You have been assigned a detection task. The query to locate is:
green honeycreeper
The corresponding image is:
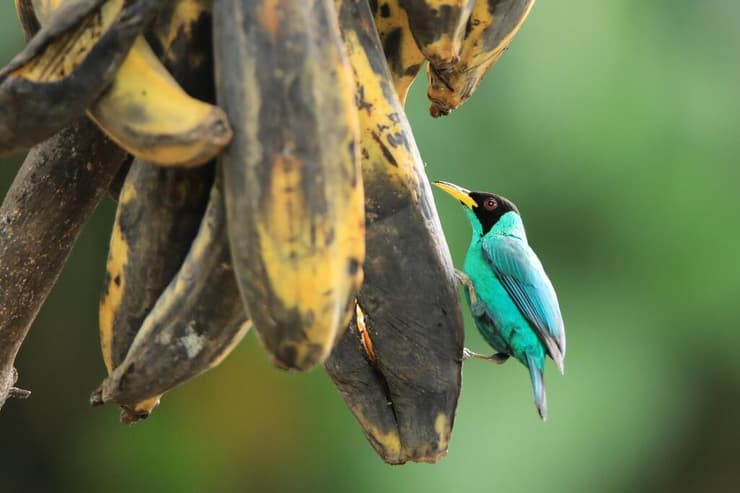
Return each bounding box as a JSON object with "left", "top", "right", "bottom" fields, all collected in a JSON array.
[{"left": 434, "top": 181, "right": 566, "bottom": 420}]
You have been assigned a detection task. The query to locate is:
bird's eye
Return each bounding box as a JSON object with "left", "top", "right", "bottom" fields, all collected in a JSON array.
[{"left": 484, "top": 197, "right": 497, "bottom": 210}]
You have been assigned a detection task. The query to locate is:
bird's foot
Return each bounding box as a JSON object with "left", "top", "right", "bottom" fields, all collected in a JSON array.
[
  {"left": 454, "top": 269, "right": 479, "bottom": 305},
  {"left": 462, "top": 348, "right": 510, "bottom": 364}
]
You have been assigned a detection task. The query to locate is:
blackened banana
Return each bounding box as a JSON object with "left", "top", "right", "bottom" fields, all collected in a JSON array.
[
  {"left": 98, "top": 161, "right": 213, "bottom": 421},
  {"left": 326, "top": 0, "right": 464, "bottom": 465},
  {"left": 93, "top": 172, "right": 250, "bottom": 418},
  {"left": 214, "top": 0, "right": 364, "bottom": 371}
]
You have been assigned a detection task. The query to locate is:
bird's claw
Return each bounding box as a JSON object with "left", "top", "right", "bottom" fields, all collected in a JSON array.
[
  {"left": 462, "top": 348, "right": 510, "bottom": 364},
  {"left": 454, "top": 269, "right": 480, "bottom": 305}
]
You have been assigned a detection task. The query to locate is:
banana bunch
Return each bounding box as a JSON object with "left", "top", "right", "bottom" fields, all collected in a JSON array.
[{"left": 0, "top": 0, "right": 538, "bottom": 465}]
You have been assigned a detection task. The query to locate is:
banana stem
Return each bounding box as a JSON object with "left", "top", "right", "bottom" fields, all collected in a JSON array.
[{"left": 0, "top": 118, "right": 128, "bottom": 411}]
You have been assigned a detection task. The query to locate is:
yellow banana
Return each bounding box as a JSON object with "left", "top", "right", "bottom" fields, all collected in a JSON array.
[
  {"left": 427, "top": 0, "right": 536, "bottom": 116},
  {"left": 33, "top": 0, "right": 232, "bottom": 167},
  {"left": 93, "top": 171, "right": 251, "bottom": 421},
  {"left": 326, "top": 0, "right": 464, "bottom": 465},
  {"left": 370, "top": 0, "right": 425, "bottom": 106},
  {"left": 0, "top": 0, "right": 158, "bottom": 156},
  {"left": 398, "top": 0, "right": 476, "bottom": 68},
  {"left": 214, "top": 0, "right": 365, "bottom": 371}
]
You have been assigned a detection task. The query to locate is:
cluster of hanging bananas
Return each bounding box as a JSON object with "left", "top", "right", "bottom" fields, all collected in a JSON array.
[{"left": 0, "top": 0, "right": 534, "bottom": 464}]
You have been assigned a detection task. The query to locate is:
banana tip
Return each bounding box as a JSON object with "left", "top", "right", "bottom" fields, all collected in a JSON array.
[
  {"left": 89, "top": 388, "right": 104, "bottom": 407},
  {"left": 119, "top": 406, "right": 150, "bottom": 425}
]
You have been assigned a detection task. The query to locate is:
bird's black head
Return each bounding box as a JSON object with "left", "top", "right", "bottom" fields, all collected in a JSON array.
[{"left": 433, "top": 181, "right": 519, "bottom": 236}]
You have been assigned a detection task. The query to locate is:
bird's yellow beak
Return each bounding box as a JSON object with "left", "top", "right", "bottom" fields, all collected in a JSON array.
[{"left": 433, "top": 181, "right": 476, "bottom": 210}]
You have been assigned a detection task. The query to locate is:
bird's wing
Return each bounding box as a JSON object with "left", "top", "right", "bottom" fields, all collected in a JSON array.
[{"left": 481, "top": 234, "right": 566, "bottom": 372}]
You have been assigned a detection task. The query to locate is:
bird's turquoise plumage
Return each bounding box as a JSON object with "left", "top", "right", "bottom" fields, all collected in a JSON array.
[
  {"left": 433, "top": 181, "right": 565, "bottom": 418},
  {"left": 460, "top": 205, "right": 565, "bottom": 420}
]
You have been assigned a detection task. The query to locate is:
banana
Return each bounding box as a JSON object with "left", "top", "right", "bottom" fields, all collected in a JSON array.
[
  {"left": 92, "top": 171, "right": 251, "bottom": 421},
  {"left": 0, "top": 0, "right": 159, "bottom": 156},
  {"left": 326, "top": 0, "right": 464, "bottom": 465},
  {"left": 0, "top": 117, "right": 128, "bottom": 412},
  {"left": 214, "top": 0, "right": 365, "bottom": 371},
  {"left": 398, "top": 0, "right": 476, "bottom": 69},
  {"left": 370, "top": 0, "right": 425, "bottom": 106},
  {"left": 97, "top": 0, "right": 221, "bottom": 423},
  {"left": 32, "top": 0, "right": 232, "bottom": 167},
  {"left": 426, "top": 0, "right": 536, "bottom": 116},
  {"left": 98, "top": 160, "right": 213, "bottom": 422}
]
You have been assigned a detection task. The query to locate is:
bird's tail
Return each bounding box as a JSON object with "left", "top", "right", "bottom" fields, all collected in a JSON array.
[{"left": 526, "top": 354, "right": 548, "bottom": 421}]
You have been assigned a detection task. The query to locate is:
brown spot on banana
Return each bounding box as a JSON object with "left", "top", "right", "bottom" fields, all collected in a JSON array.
[{"left": 214, "top": 0, "right": 364, "bottom": 371}]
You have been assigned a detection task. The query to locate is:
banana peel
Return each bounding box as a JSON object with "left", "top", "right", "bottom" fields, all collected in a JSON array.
[
  {"left": 214, "top": 0, "right": 365, "bottom": 371},
  {"left": 370, "top": 0, "right": 425, "bottom": 106},
  {"left": 0, "top": 0, "right": 161, "bottom": 156},
  {"left": 326, "top": 0, "right": 464, "bottom": 465},
  {"left": 427, "top": 0, "right": 535, "bottom": 117}
]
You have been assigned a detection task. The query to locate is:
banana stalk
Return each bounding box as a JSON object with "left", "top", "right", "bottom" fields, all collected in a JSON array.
[
  {"left": 214, "top": 0, "right": 365, "bottom": 371},
  {"left": 0, "top": 118, "right": 128, "bottom": 411},
  {"left": 427, "top": 0, "right": 535, "bottom": 116},
  {"left": 326, "top": 0, "right": 464, "bottom": 465},
  {"left": 0, "top": 0, "right": 161, "bottom": 156}
]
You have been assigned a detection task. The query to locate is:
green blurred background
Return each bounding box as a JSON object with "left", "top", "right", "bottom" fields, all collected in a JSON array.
[{"left": 1, "top": 1, "right": 739, "bottom": 492}]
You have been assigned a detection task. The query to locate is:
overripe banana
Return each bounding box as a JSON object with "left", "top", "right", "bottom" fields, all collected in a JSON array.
[
  {"left": 214, "top": 0, "right": 365, "bottom": 371},
  {"left": 325, "top": 0, "right": 464, "bottom": 465},
  {"left": 398, "top": 0, "right": 475, "bottom": 69},
  {"left": 31, "top": 0, "right": 232, "bottom": 167},
  {"left": 92, "top": 171, "right": 250, "bottom": 419},
  {"left": 370, "top": 0, "right": 424, "bottom": 106},
  {"left": 0, "top": 0, "right": 159, "bottom": 156},
  {"left": 427, "top": 0, "right": 535, "bottom": 116},
  {"left": 99, "top": 161, "right": 213, "bottom": 422},
  {"left": 97, "top": 0, "right": 222, "bottom": 423}
]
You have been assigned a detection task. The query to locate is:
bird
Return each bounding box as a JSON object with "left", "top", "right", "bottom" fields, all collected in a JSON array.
[{"left": 433, "top": 180, "right": 566, "bottom": 420}]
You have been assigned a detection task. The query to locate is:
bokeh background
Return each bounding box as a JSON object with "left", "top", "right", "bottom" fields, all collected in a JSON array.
[{"left": 1, "top": 1, "right": 739, "bottom": 492}]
